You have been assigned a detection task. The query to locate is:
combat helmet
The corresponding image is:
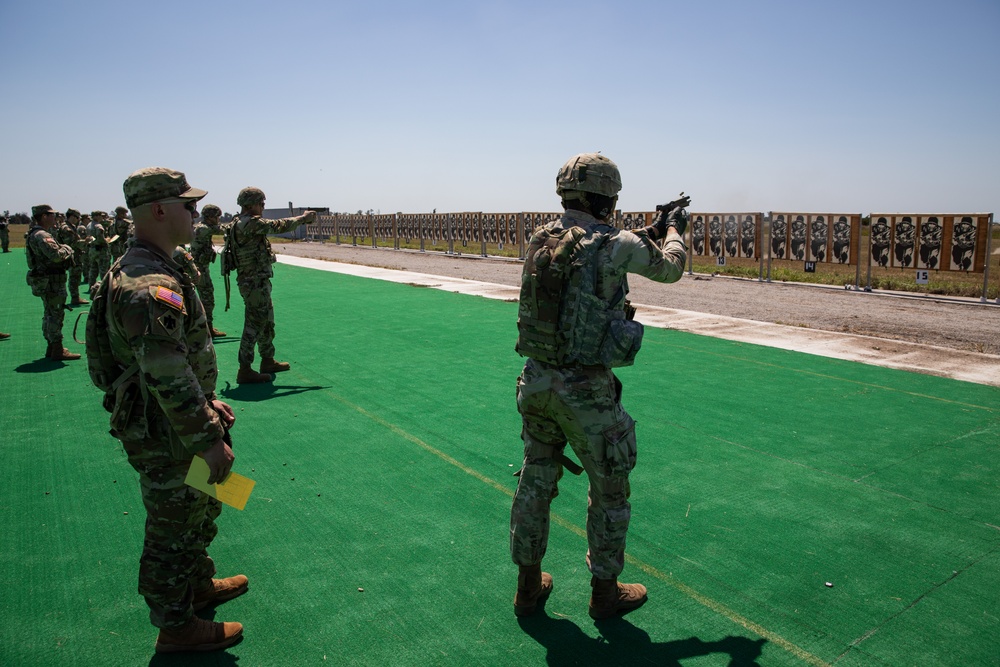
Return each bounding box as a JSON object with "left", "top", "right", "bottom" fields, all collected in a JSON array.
[
  {"left": 237, "top": 187, "right": 265, "bottom": 207},
  {"left": 556, "top": 153, "right": 622, "bottom": 199},
  {"left": 202, "top": 204, "right": 222, "bottom": 218}
]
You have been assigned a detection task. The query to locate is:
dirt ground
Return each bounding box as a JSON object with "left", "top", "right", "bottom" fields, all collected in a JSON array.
[{"left": 276, "top": 240, "right": 999, "bottom": 357}]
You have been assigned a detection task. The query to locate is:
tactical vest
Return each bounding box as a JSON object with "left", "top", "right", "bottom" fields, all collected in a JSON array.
[
  {"left": 230, "top": 215, "right": 276, "bottom": 275},
  {"left": 515, "top": 223, "right": 644, "bottom": 368}
]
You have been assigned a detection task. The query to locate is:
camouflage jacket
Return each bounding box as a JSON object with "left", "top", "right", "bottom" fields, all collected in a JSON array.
[
  {"left": 25, "top": 224, "right": 74, "bottom": 276},
  {"left": 190, "top": 222, "right": 218, "bottom": 270},
  {"left": 231, "top": 213, "right": 306, "bottom": 279},
  {"left": 55, "top": 221, "right": 84, "bottom": 253},
  {"left": 517, "top": 209, "right": 686, "bottom": 368},
  {"left": 104, "top": 241, "right": 223, "bottom": 454},
  {"left": 89, "top": 222, "right": 109, "bottom": 248},
  {"left": 543, "top": 208, "right": 686, "bottom": 299}
]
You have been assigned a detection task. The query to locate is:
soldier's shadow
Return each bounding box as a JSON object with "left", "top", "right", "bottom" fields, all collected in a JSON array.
[
  {"left": 220, "top": 381, "right": 330, "bottom": 402},
  {"left": 147, "top": 649, "right": 240, "bottom": 667},
  {"left": 14, "top": 357, "right": 69, "bottom": 373},
  {"left": 518, "top": 612, "right": 766, "bottom": 667}
]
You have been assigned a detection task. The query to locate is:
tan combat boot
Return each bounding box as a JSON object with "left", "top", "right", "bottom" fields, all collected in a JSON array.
[
  {"left": 513, "top": 564, "right": 553, "bottom": 617},
  {"left": 210, "top": 327, "right": 227, "bottom": 338},
  {"left": 589, "top": 576, "right": 648, "bottom": 620},
  {"left": 47, "top": 342, "right": 81, "bottom": 361},
  {"left": 0, "top": 332, "right": 10, "bottom": 340},
  {"left": 70, "top": 297, "right": 90, "bottom": 305},
  {"left": 260, "top": 358, "right": 290, "bottom": 374},
  {"left": 154, "top": 616, "right": 243, "bottom": 653},
  {"left": 193, "top": 574, "right": 249, "bottom": 611},
  {"left": 237, "top": 366, "right": 272, "bottom": 384}
]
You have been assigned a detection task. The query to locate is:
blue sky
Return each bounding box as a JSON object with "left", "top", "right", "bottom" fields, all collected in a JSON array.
[{"left": 1, "top": 0, "right": 997, "bottom": 217}]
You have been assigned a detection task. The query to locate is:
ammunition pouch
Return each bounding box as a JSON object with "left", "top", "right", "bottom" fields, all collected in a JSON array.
[
  {"left": 599, "top": 318, "right": 644, "bottom": 368},
  {"left": 603, "top": 414, "right": 637, "bottom": 478}
]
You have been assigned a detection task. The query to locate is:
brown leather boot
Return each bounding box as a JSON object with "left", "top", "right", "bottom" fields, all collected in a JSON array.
[
  {"left": 237, "top": 365, "right": 273, "bottom": 384},
  {"left": 0, "top": 332, "right": 10, "bottom": 340},
  {"left": 589, "top": 576, "right": 647, "bottom": 619},
  {"left": 70, "top": 297, "right": 90, "bottom": 305},
  {"left": 47, "top": 343, "right": 81, "bottom": 361},
  {"left": 260, "top": 358, "right": 290, "bottom": 374},
  {"left": 193, "top": 574, "right": 249, "bottom": 611},
  {"left": 154, "top": 616, "right": 243, "bottom": 653},
  {"left": 513, "top": 564, "right": 553, "bottom": 617},
  {"left": 210, "top": 327, "right": 227, "bottom": 338}
]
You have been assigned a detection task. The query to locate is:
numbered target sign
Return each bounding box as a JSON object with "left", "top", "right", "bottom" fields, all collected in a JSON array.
[
  {"left": 716, "top": 256, "right": 726, "bottom": 266},
  {"left": 916, "top": 269, "right": 930, "bottom": 285},
  {"left": 804, "top": 261, "right": 816, "bottom": 273}
]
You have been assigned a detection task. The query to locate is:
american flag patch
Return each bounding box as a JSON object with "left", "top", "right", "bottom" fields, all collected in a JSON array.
[{"left": 153, "top": 286, "right": 186, "bottom": 313}]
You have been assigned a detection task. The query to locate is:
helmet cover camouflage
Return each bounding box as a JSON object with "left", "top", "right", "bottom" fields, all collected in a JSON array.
[
  {"left": 66, "top": 208, "right": 81, "bottom": 219},
  {"left": 556, "top": 153, "right": 622, "bottom": 199},
  {"left": 201, "top": 204, "right": 222, "bottom": 218},
  {"left": 237, "top": 187, "right": 265, "bottom": 207}
]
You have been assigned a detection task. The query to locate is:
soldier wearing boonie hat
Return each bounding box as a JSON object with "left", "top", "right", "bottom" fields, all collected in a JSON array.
[
  {"left": 25, "top": 204, "right": 79, "bottom": 360},
  {"left": 87, "top": 167, "right": 245, "bottom": 654}
]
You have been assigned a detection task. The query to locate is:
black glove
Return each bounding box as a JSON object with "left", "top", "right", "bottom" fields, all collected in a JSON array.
[{"left": 652, "top": 206, "right": 688, "bottom": 238}]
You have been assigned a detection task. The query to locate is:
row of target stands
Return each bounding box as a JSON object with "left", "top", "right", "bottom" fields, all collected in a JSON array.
[{"left": 309, "top": 211, "right": 997, "bottom": 303}]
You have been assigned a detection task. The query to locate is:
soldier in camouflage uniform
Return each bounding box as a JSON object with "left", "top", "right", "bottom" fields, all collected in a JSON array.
[
  {"left": 24, "top": 204, "right": 81, "bottom": 360},
  {"left": 93, "top": 167, "right": 245, "bottom": 653},
  {"left": 109, "top": 205, "right": 131, "bottom": 258},
  {"left": 88, "top": 210, "right": 112, "bottom": 291},
  {"left": 191, "top": 204, "right": 226, "bottom": 337},
  {"left": 0, "top": 213, "right": 9, "bottom": 252},
  {"left": 57, "top": 208, "right": 89, "bottom": 306},
  {"left": 510, "top": 153, "right": 688, "bottom": 619},
  {"left": 229, "top": 187, "right": 316, "bottom": 384}
]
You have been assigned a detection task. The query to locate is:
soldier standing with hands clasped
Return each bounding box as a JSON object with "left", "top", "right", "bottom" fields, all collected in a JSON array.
[
  {"left": 88, "top": 167, "right": 247, "bottom": 653},
  {"left": 510, "top": 153, "right": 688, "bottom": 619},
  {"left": 25, "top": 204, "right": 80, "bottom": 360},
  {"left": 226, "top": 187, "right": 315, "bottom": 384}
]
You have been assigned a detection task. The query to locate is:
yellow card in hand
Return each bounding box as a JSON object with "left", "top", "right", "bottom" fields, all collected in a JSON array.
[{"left": 185, "top": 457, "right": 256, "bottom": 511}]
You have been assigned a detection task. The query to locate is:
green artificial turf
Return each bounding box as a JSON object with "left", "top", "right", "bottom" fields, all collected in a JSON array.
[{"left": 1, "top": 249, "right": 997, "bottom": 666}]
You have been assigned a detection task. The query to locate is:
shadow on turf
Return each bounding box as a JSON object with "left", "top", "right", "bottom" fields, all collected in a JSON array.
[
  {"left": 147, "top": 645, "right": 241, "bottom": 667},
  {"left": 219, "top": 380, "right": 331, "bottom": 402},
  {"left": 518, "top": 613, "right": 766, "bottom": 666},
  {"left": 14, "top": 357, "right": 75, "bottom": 373}
]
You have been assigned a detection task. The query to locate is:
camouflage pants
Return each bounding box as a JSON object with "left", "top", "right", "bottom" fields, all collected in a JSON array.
[
  {"left": 122, "top": 434, "right": 222, "bottom": 629},
  {"left": 0, "top": 227, "right": 8, "bottom": 251},
  {"left": 91, "top": 248, "right": 111, "bottom": 286},
  {"left": 67, "top": 263, "right": 83, "bottom": 302},
  {"left": 195, "top": 263, "right": 216, "bottom": 328},
  {"left": 85, "top": 251, "right": 98, "bottom": 287},
  {"left": 237, "top": 275, "right": 274, "bottom": 366},
  {"left": 29, "top": 276, "right": 67, "bottom": 345},
  {"left": 510, "top": 359, "right": 636, "bottom": 580}
]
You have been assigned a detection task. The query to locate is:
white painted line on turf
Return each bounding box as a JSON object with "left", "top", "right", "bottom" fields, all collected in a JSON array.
[{"left": 277, "top": 253, "right": 1000, "bottom": 388}]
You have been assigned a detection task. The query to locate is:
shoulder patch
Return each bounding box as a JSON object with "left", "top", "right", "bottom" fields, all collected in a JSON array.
[{"left": 150, "top": 285, "right": 187, "bottom": 314}]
